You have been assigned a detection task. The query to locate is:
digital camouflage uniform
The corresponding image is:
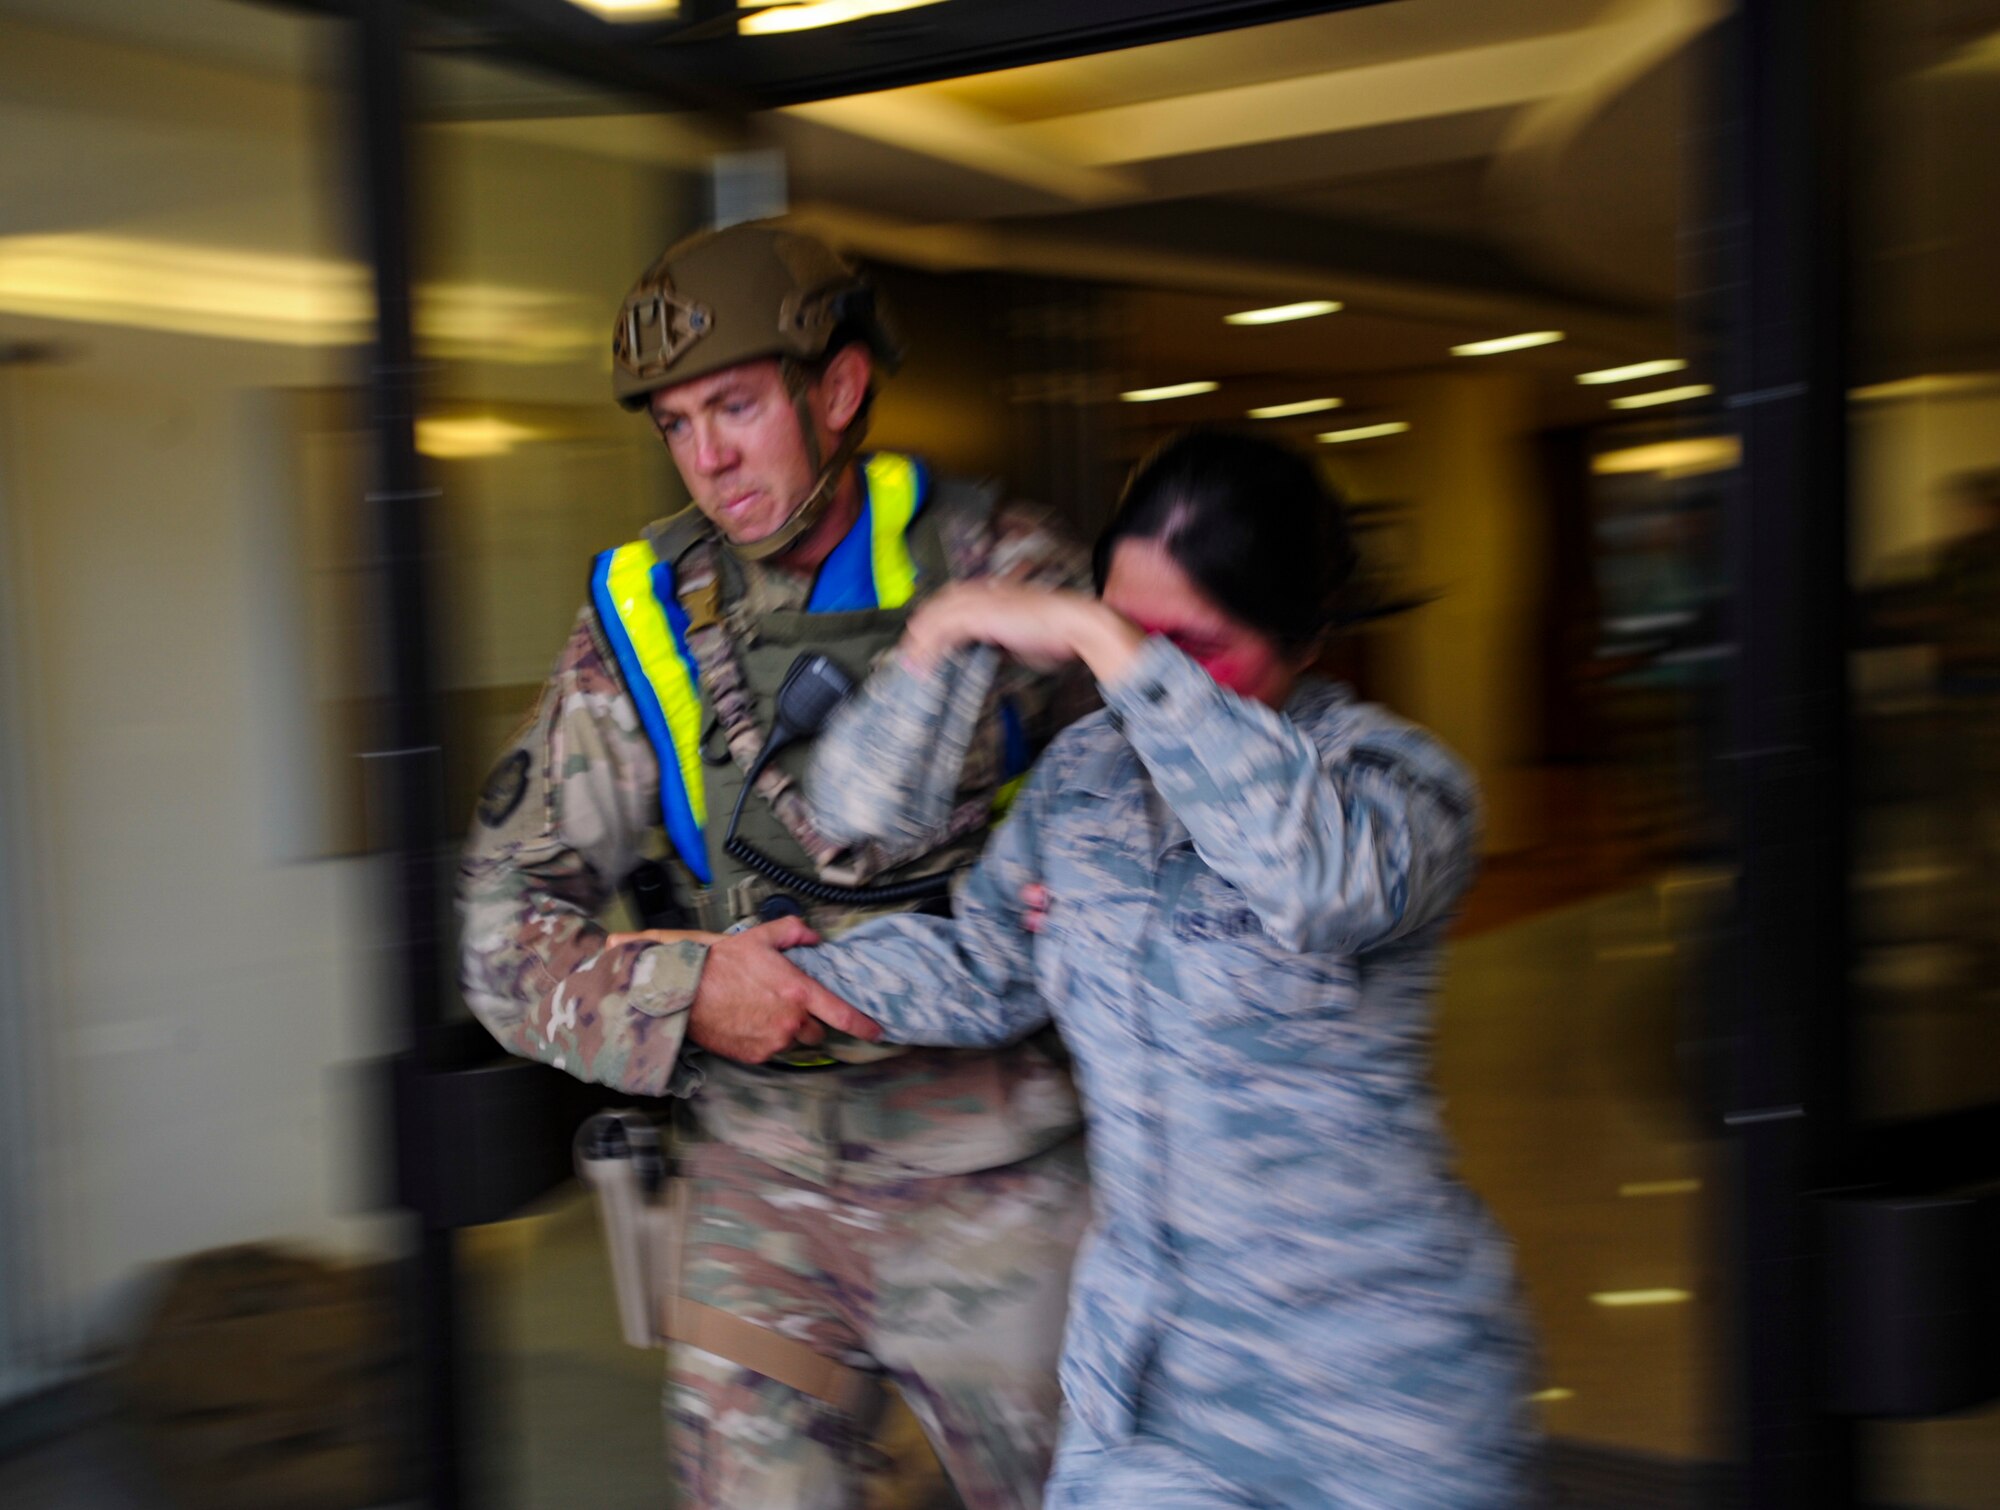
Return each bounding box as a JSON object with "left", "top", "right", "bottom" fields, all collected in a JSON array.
[
  {"left": 458, "top": 479, "right": 1094, "bottom": 1510},
  {"left": 798, "top": 636, "right": 1539, "bottom": 1509}
]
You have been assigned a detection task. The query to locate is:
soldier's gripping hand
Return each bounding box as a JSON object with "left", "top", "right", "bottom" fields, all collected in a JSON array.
[{"left": 678, "top": 917, "right": 883, "bottom": 1065}]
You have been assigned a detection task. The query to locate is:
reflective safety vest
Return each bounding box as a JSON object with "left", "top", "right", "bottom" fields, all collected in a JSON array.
[{"left": 589, "top": 452, "right": 931, "bottom": 886}]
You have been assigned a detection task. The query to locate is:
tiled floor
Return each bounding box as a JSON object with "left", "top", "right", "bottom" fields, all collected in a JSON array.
[{"left": 1443, "top": 882, "right": 1717, "bottom": 1466}]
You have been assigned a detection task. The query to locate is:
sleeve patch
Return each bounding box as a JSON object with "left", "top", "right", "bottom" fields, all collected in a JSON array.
[{"left": 478, "top": 748, "right": 532, "bottom": 828}]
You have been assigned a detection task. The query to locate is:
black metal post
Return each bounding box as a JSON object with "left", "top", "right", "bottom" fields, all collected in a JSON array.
[
  {"left": 349, "top": 3, "right": 463, "bottom": 1506},
  {"left": 1711, "top": 0, "right": 1858, "bottom": 1504}
]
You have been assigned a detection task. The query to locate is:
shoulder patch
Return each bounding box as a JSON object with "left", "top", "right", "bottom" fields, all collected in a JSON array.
[
  {"left": 477, "top": 748, "right": 531, "bottom": 828},
  {"left": 928, "top": 475, "right": 1005, "bottom": 580}
]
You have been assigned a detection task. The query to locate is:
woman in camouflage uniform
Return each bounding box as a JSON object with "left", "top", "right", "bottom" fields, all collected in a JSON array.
[{"left": 795, "top": 433, "right": 1537, "bottom": 1508}]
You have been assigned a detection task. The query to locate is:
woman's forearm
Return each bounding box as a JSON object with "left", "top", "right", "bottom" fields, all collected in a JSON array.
[
  {"left": 792, "top": 914, "right": 1050, "bottom": 1049},
  {"left": 1061, "top": 597, "right": 1147, "bottom": 688}
]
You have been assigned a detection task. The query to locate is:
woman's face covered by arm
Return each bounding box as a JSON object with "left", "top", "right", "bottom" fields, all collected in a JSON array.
[{"left": 1101, "top": 539, "right": 1308, "bottom": 708}]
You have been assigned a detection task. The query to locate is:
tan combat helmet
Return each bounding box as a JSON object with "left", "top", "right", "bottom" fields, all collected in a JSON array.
[{"left": 613, "top": 222, "right": 902, "bottom": 561}]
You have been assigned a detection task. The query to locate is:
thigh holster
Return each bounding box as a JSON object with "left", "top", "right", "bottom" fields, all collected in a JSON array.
[{"left": 574, "top": 1110, "right": 878, "bottom": 1416}]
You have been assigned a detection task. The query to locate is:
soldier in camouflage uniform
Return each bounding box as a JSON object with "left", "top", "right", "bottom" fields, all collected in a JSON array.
[
  {"left": 457, "top": 223, "right": 1093, "bottom": 1510},
  {"left": 795, "top": 433, "right": 1537, "bottom": 1508}
]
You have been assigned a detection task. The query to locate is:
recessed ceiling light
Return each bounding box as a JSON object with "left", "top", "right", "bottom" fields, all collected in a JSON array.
[
  {"left": 1577, "top": 359, "right": 1689, "bottom": 386},
  {"left": 1589, "top": 1288, "right": 1693, "bottom": 1307},
  {"left": 1617, "top": 1179, "right": 1704, "bottom": 1198},
  {"left": 1592, "top": 439, "right": 1740, "bottom": 477},
  {"left": 416, "top": 416, "right": 545, "bottom": 459},
  {"left": 1452, "top": 331, "right": 1565, "bottom": 357},
  {"left": 1851, "top": 373, "right": 2000, "bottom": 402},
  {"left": 1319, "top": 422, "right": 1410, "bottom": 443},
  {"left": 739, "top": 0, "right": 945, "bottom": 34},
  {"left": 565, "top": 0, "right": 678, "bottom": 17},
  {"left": 1225, "top": 300, "right": 1343, "bottom": 326},
  {"left": 1247, "top": 397, "right": 1344, "bottom": 419},
  {"left": 1609, "top": 384, "right": 1714, "bottom": 410},
  {"left": 1120, "top": 381, "right": 1219, "bottom": 403}
]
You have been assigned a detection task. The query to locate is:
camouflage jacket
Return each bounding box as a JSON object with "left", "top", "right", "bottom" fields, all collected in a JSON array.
[
  {"left": 456, "top": 475, "right": 1094, "bottom": 1186},
  {"left": 793, "top": 638, "right": 1533, "bottom": 1496}
]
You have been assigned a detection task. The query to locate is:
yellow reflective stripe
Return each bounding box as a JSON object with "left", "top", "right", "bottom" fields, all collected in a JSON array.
[
  {"left": 604, "top": 542, "right": 707, "bottom": 829},
  {"left": 990, "top": 773, "right": 1027, "bottom": 817},
  {"left": 866, "top": 452, "right": 922, "bottom": 609}
]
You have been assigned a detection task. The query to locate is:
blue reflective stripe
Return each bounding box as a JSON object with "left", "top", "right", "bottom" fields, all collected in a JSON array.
[
  {"left": 651, "top": 559, "right": 702, "bottom": 689},
  {"left": 807, "top": 493, "right": 878, "bottom": 611},
  {"left": 804, "top": 453, "right": 931, "bottom": 614},
  {"left": 1000, "top": 698, "right": 1029, "bottom": 780},
  {"left": 590, "top": 549, "right": 713, "bottom": 884}
]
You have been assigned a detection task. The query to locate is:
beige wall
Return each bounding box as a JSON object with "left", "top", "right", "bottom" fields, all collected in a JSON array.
[
  {"left": 0, "top": 11, "right": 689, "bottom": 1342},
  {"left": 1852, "top": 389, "right": 2000, "bottom": 581},
  {"left": 0, "top": 16, "right": 383, "bottom": 1339},
  {"left": 1323, "top": 372, "right": 1550, "bottom": 851}
]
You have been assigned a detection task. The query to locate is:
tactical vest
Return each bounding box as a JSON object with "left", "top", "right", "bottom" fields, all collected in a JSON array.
[{"left": 592, "top": 453, "right": 1002, "bottom": 934}]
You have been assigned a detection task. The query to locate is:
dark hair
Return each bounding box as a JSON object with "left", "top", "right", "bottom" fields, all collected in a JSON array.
[{"left": 1092, "top": 429, "right": 1358, "bottom": 651}]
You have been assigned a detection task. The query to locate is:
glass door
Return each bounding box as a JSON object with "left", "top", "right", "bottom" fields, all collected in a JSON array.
[{"left": 1845, "top": 2, "right": 2000, "bottom": 1505}]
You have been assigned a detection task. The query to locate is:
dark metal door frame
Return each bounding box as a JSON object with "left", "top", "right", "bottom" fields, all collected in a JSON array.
[
  {"left": 347, "top": 3, "right": 468, "bottom": 1504},
  {"left": 1713, "top": 1, "right": 2000, "bottom": 1503},
  {"left": 402, "top": 0, "right": 1397, "bottom": 111},
  {"left": 1710, "top": 0, "right": 1860, "bottom": 1501}
]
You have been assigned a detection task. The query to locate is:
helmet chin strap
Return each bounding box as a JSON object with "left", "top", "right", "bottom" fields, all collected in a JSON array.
[{"left": 727, "top": 360, "right": 866, "bottom": 565}]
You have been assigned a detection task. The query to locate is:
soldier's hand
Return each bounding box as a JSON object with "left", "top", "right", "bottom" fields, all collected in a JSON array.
[{"left": 687, "top": 918, "right": 883, "bottom": 1064}]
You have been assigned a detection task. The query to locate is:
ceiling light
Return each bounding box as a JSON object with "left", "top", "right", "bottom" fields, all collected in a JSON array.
[
  {"left": 0, "top": 233, "right": 598, "bottom": 361},
  {"left": 1592, "top": 438, "right": 1740, "bottom": 477},
  {"left": 1589, "top": 1288, "right": 1693, "bottom": 1308},
  {"left": 1319, "top": 422, "right": 1410, "bottom": 443},
  {"left": 1529, "top": 1388, "right": 1576, "bottom": 1403},
  {"left": 1609, "top": 384, "right": 1714, "bottom": 410},
  {"left": 1225, "top": 300, "right": 1343, "bottom": 326},
  {"left": 1928, "top": 31, "right": 2000, "bottom": 77},
  {"left": 740, "top": 0, "right": 945, "bottom": 34},
  {"left": 1247, "top": 397, "right": 1344, "bottom": 419},
  {"left": 1596, "top": 942, "right": 1675, "bottom": 961},
  {"left": 1618, "top": 1179, "right": 1703, "bottom": 1198},
  {"left": 416, "top": 416, "right": 545, "bottom": 459},
  {"left": 1577, "top": 359, "right": 1688, "bottom": 386},
  {"left": 1452, "top": 331, "right": 1565, "bottom": 357},
  {"left": 1120, "top": 380, "right": 1219, "bottom": 403},
  {"left": 1851, "top": 373, "right": 2000, "bottom": 402},
  {"left": 566, "top": 0, "right": 678, "bottom": 17}
]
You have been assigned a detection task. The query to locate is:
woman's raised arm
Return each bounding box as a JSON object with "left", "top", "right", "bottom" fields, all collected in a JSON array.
[{"left": 1102, "top": 636, "right": 1481, "bottom": 955}]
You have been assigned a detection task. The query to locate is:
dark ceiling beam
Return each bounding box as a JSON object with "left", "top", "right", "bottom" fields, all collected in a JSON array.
[{"left": 293, "top": 0, "right": 1404, "bottom": 113}]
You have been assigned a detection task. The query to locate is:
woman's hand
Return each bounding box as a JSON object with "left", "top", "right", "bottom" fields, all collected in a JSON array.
[
  {"left": 901, "top": 583, "right": 1147, "bottom": 684},
  {"left": 902, "top": 582, "right": 1088, "bottom": 671},
  {"left": 1019, "top": 883, "right": 1051, "bottom": 934}
]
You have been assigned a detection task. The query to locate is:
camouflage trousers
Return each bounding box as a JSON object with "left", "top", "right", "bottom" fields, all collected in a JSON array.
[{"left": 666, "top": 1135, "right": 1090, "bottom": 1510}]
